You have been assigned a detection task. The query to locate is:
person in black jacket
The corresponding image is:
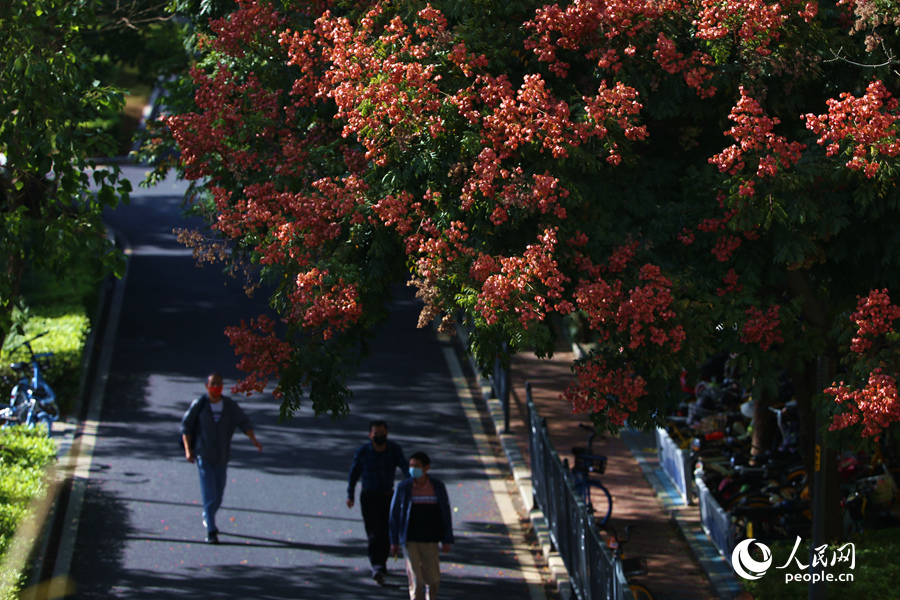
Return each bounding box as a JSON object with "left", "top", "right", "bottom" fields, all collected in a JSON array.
[
  {"left": 347, "top": 420, "right": 407, "bottom": 585},
  {"left": 181, "top": 373, "right": 262, "bottom": 544}
]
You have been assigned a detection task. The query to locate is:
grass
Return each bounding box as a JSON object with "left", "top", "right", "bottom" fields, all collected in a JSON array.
[{"left": 741, "top": 527, "right": 900, "bottom": 599}]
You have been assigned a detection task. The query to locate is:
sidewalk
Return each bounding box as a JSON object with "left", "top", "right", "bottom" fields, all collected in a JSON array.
[{"left": 476, "top": 347, "right": 745, "bottom": 600}]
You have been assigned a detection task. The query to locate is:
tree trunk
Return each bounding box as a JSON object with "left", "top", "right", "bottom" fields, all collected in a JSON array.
[
  {"left": 751, "top": 391, "right": 779, "bottom": 460},
  {"left": 792, "top": 358, "right": 843, "bottom": 542}
]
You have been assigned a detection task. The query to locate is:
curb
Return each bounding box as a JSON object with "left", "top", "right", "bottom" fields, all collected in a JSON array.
[
  {"left": 452, "top": 324, "right": 572, "bottom": 600},
  {"left": 21, "top": 229, "right": 131, "bottom": 598},
  {"left": 620, "top": 430, "right": 743, "bottom": 600}
]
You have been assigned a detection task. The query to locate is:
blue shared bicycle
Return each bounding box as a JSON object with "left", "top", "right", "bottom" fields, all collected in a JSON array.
[{"left": 1, "top": 333, "right": 60, "bottom": 436}]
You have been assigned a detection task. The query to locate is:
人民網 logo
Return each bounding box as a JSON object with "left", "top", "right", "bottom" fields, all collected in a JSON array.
[{"left": 732, "top": 538, "right": 773, "bottom": 580}]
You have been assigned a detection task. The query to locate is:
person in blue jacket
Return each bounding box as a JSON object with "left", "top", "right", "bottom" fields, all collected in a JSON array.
[
  {"left": 181, "top": 373, "right": 262, "bottom": 544},
  {"left": 389, "top": 451, "right": 454, "bottom": 600}
]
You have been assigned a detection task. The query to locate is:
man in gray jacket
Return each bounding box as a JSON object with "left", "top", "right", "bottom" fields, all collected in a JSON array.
[{"left": 181, "top": 373, "right": 262, "bottom": 544}]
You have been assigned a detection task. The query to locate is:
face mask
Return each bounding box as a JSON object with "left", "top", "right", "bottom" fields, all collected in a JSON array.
[
  {"left": 372, "top": 434, "right": 387, "bottom": 445},
  {"left": 207, "top": 386, "right": 223, "bottom": 396},
  {"left": 410, "top": 467, "right": 424, "bottom": 479}
]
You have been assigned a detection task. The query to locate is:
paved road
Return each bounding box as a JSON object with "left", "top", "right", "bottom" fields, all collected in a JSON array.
[{"left": 57, "top": 166, "right": 542, "bottom": 599}]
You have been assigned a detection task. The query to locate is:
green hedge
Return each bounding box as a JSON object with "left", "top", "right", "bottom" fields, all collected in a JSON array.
[{"left": 0, "top": 427, "right": 57, "bottom": 598}]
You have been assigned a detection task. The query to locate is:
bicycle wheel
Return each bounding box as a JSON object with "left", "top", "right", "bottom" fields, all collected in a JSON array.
[
  {"left": 589, "top": 481, "right": 613, "bottom": 525},
  {"left": 629, "top": 582, "right": 657, "bottom": 600}
]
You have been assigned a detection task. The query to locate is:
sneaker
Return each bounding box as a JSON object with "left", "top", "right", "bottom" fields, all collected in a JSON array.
[
  {"left": 206, "top": 531, "right": 219, "bottom": 545},
  {"left": 373, "top": 571, "right": 385, "bottom": 586}
]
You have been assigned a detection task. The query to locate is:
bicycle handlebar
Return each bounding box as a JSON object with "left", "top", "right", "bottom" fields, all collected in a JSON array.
[{"left": 9, "top": 332, "right": 49, "bottom": 356}]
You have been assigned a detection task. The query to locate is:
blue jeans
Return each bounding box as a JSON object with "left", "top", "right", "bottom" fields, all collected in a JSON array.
[{"left": 197, "top": 458, "right": 228, "bottom": 533}]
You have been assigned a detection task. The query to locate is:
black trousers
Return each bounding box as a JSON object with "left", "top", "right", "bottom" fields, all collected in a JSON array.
[{"left": 360, "top": 488, "right": 393, "bottom": 573}]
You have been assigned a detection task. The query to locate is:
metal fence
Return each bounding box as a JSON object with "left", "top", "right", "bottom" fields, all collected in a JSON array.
[
  {"left": 696, "top": 475, "right": 735, "bottom": 557},
  {"left": 526, "top": 383, "right": 632, "bottom": 600},
  {"left": 655, "top": 427, "right": 692, "bottom": 504}
]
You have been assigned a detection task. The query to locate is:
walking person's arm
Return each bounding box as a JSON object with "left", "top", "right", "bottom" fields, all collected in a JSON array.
[
  {"left": 389, "top": 483, "right": 405, "bottom": 557},
  {"left": 182, "top": 434, "right": 195, "bottom": 463},
  {"left": 347, "top": 445, "right": 364, "bottom": 508},
  {"left": 231, "top": 400, "right": 262, "bottom": 452},
  {"left": 245, "top": 428, "right": 262, "bottom": 451},
  {"left": 180, "top": 399, "right": 203, "bottom": 463},
  {"left": 436, "top": 480, "right": 454, "bottom": 553}
]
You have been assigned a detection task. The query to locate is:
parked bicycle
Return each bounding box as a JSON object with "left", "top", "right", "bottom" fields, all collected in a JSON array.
[
  {"left": 567, "top": 423, "right": 613, "bottom": 526},
  {"left": 603, "top": 523, "right": 657, "bottom": 600},
  {"left": 1, "top": 332, "right": 59, "bottom": 436}
]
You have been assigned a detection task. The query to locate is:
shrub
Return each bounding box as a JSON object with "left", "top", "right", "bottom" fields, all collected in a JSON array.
[{"left": 0, "top": 427, "right": 56, "bottom": 597}]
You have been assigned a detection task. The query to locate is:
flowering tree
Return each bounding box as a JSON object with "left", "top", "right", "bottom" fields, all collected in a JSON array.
[{"left": 160, "top": 0, "right": 900, "bottom": 445}]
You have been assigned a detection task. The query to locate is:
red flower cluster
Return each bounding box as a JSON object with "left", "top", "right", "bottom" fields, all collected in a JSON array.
[
  {"left": 694, "top": 0, "right": 817, "bottom": 56},
  {"left": 574, "top": 262, "right": 685, "bottom": 351},
  {"left": 476, "top": 228, "right": 573, "bottom": 328},
  {"left": 804, "top": 80, "right": 900, "bottom": 178},
  {"left": 710, "top": 87, "right": 806, "bottom": 196},
  {"left": 225, "top": 315, "right": 293, "bottom": 397},
  {"left": 288, "top": 268, "right": 364, "bottom": 340},
  {"left": 848, "top": 289, "right": 900, "bottom": 353},
  {"left": 828, "top": 369, "right": 900, "bottom": 439},
  {"left": 565, "top": 357, "right": 649, "bottom": 425},
  {"left": 740, "top": 305, "right": 784, "bottom": 351},
  {"left": 525, "top": 0, "right": 717, "bottom": 97},
  {"left": 718, "top": 268, "right": 743, "bottom": 296}
]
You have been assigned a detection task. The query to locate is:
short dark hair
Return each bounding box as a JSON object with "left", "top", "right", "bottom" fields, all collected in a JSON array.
[
  {"left": 369, "top": 420, "right": 388, "bottom": 431},
  {"left": 410, "top": 451, "right": 430, "bottom": 467}
]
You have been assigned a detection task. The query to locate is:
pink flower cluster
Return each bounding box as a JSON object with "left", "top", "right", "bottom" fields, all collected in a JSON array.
[
  {"left": 694, "top": 0, "right": 817, "bottom": 56},
  {"left": 718, "top": 268, "right": 743, "bottom": 296},
  {"left": 288, "top": 268, "right": 364, "bottom": 340},
  {"left": 710, "top": 87, "right": 806, "bottom": 196},
  {"left": 804, "top": 80, "right": 900, "bottom": 178},
  {"left": 848, "top": 289, "right": 900, "bottom": 353},
  {"left": 208, "top": 0, "right": 286, "bottom": 58},
  {"left": 281, "top": 6, "right": 451, "bottom": 166},
  {"left": 828, "top": 369, "right": 900, "bottom": 439},
  {"left": 211, "top": 176, "right": 367, "bottom": 268},
  {"left": 574, "top": 262, "right": 686, "bottom": 351},
  {"left": 475, "top": 229, "right": 573, "bottom": 328},
  {"left": 525, "top": 0, "right": 717, "bottom": 97},
  {"left": 740, "top": 304, "right": 784, "bottom": 351},
  {"left": 565, "top": 357, "right": 649, "bottom": 425},
  {"left": 225, "top": 315, "right": 293, "bottom": 397}
]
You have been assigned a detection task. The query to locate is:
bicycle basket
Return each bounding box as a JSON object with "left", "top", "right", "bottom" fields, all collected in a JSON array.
[{"left": 572, "top": 448, "right": 607, "bottom": 474}]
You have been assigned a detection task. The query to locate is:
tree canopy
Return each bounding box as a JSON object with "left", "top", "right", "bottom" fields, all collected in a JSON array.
[
  {"left": 0, "top": 0, "right": 132, "bottom": 341},
  {"left": 161, "top": 0, "right": 900, "bottom": 440}
]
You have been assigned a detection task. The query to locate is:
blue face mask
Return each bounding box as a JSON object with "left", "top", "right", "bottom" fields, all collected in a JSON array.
[{"left": 410, "top": 467, "right": 424, "bottom": 479}]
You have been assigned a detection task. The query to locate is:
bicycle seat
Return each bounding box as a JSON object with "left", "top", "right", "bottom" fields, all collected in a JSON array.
[
  {"left": 572, "top": 447, "right": 608, "bottom": 473},
  {"left": 9, "top": 362, "right": 28, "bottom": 372}
]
